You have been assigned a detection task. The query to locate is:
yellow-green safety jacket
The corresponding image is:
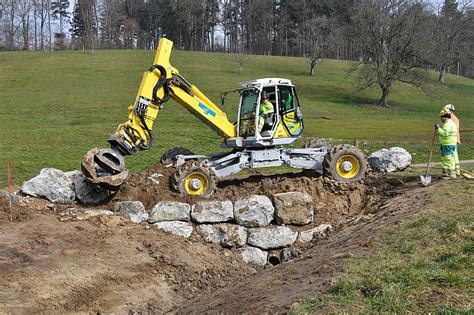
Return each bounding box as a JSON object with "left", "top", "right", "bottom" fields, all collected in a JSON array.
[
  {"left": 438, "top": 119, "right": 458, "bottom": 145},
  {"left": 260, "top": 100, "right": 274, "bottom": 115}
]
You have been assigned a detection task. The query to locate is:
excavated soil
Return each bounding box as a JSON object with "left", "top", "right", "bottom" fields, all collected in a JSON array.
[{"left": 0, "top": 165, "right": 430, "bottom": 313}]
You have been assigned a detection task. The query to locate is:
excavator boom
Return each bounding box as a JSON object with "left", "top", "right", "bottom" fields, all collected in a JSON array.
[{"left": 82, "top": 38, "right": 236, "bottom": 189}]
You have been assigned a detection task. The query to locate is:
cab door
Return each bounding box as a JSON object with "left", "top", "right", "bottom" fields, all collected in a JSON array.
[{"left": 275, "top": 85, "right": 304, "bottom": 138}]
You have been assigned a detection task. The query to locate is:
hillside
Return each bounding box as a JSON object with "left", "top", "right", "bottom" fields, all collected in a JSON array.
[{"left": 0, "top": 49, "right": 472, "bottom": 186}]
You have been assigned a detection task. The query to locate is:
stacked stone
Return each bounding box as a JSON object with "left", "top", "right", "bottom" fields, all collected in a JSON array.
[
  {"left": 110, "top": 193, "right": 329, "bottom": 267},
  {"left": 20, "top": 168, "right": 333, "bottom": 267}
]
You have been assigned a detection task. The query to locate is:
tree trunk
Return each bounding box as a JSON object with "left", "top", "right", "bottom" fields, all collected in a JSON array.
[
  {"left": 438, "top": 66, "right": 445, "bottom": 83},
  {"left": 378, "top": 87, "right": 390, "bottom": 107}
]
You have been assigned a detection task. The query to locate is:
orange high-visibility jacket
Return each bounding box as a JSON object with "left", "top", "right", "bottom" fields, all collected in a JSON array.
[{"left": 451, "top": 113, "right": 460, "bottom": 144}]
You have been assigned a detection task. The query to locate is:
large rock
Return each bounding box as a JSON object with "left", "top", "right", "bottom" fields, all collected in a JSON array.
[
  {"left": 155, "top": 221, "right": 193, "bottom": 238},
  {"left": 238, "top": 246, "right": 268, "bottom": 267},
  {"left": 220, "top": 224, "right": 248, "bottom": 247},
  {"left": 191, "top": 200, "right": 233, "bottom": 223},
  {"left": 113, "top": 201, "right": 148, "bottom": 223},
  {"left": 148, "top": 201, "right": 191, "bottom": 223},
  {"left": 298, "top": 224, "right": 333, "bottom": 243},
  {"left": 247, "top": 226, "right": 298, "bottom": 249},
  {"left": 74, "top": 174, "right": 111, "bottom": 205},
  {"left": 21, "top": 168, "right": 76, "bottom": 203},
  {"left": 273, "top": 192, "right": 314, "bottom": 225},
  {"left": 368, "top": 147, "right": 412, "bottom": 172},
  {"left": 234, "top": 195, "right": 274, "bottom": 227},
  {"left": 61, "top": 208, "right": 114, "bottom": 220},
  {"left": 196, "top": 224, "right": 222, "bottom": 244},
  {"left": 196, "top": 224, "right": 248, "bottom": 247}
]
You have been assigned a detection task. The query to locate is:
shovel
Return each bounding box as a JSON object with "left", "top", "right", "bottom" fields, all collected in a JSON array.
[{"left": 420, "top": 128, "right": 437, "bottom": 186}]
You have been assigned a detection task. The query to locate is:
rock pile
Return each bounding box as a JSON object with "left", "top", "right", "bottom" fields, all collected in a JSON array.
[
  {"left": 21, "top": 168, "right": 112, "bottom": 204},
  {"left": 110, "top": 193, "right": 330, "bottom": 267}
]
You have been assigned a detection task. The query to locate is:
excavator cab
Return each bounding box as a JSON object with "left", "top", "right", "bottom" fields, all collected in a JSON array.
[{"left": 237, "top": 78, "right": 303, "bottom": 146}]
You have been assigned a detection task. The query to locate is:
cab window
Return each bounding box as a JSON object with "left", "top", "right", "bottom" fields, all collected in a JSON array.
[{"left": 278, "top": 86, "right": 295, "bottom": 112}]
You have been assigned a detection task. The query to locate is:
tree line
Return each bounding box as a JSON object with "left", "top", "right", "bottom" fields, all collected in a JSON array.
[{"left": 1, "top": 0, "right": 472, "bottom": 105}]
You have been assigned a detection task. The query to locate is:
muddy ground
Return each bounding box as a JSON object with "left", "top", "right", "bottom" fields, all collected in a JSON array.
[{"left": 0, "top": 164, "right": 430, "bottom": 313}]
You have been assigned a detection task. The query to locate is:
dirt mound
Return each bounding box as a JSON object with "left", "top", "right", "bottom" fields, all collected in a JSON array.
[
  {"left": 112, "top": 162, "right": 385, "bottom": 224},
  {"left": 0, "top": 211, "right": 255, "bottom": 313}
]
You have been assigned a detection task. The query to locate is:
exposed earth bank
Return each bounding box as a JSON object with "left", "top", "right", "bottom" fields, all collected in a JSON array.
[{"left": 0, "top": 166, "right": 428, "bottom": 313}]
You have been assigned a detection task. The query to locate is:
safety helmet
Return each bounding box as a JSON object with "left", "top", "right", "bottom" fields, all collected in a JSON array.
[
  {"left": 439, "top": 108, "right": 451, "bottom": 118},
  {"left": 443, "top": 104, "right": 455, "bottom": 112},
  {"left": 262, "top": 93, "right": 269, "bottom": 100}
]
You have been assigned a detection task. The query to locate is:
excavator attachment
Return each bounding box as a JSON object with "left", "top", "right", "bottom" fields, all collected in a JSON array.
[{"left": 81, "top": 148, "right": 129, "bottom": 191}]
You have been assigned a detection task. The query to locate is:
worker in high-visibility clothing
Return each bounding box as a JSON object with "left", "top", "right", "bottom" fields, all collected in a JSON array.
[
  {"left": 435, "top": 108, "right": 458, "bottom": 179},
  {"left": 258, "top": 93, "right": 274, "bottom": 133},
  {"left": 443, "top": 104, "right": 461, "bottom": 176}
]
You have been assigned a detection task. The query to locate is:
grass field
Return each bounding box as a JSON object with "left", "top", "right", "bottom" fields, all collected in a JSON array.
[
  {"left": 0, "top": 49, "right": 473, "bottom": 187},
  {"left": 291, "top": 180, "right": 474, "bottom": 313}
]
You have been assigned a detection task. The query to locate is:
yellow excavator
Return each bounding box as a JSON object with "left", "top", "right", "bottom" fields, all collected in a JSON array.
[{"left": 81, "top": 37, "right": 367, "bottom": 197}]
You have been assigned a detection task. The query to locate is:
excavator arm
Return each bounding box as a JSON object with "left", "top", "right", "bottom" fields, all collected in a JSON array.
[{"left": 81, "top": 38, "right": 236, "bottom": 190}]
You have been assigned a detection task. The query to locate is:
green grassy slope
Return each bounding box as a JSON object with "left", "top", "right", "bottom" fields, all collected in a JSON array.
[
  {"left": 291, "top": 180, "right": 473, "bottom": 313},
  {"left": 0, "top": 50, "right": 473, "bottom": 186}
]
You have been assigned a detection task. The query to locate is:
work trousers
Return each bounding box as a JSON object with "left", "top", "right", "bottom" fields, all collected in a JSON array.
[
  {"left": 454, "top": 145, "right": 460, "bottom": 176},
  {"left": 441, "top": 145, "right": 457, "bottom": 177}
]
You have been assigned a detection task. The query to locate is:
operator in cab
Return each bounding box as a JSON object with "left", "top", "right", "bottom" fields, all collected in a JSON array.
[{"left": 258, "top": 93, "right": 275, "bottom": 133}]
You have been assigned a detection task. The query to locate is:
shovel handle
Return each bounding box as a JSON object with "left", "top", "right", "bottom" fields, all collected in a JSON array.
[{"left": 425, "top": 128, "right": 437, "bottom": 176}]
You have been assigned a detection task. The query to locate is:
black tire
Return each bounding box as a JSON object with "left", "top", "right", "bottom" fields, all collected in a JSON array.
[
  {"left": 160, "top": 147, "right": 195, "bottom": 166},
  {"left": 323, "top": 145, "right": 367, "bottom": 182},
  {"left": 171, "top": 162, "right": 216, "bottom": 198}
]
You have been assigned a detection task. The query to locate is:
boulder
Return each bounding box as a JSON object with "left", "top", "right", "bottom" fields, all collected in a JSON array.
[
  {"left": 298, "top": 224, "right": 333, "bottom": 243},
  {"left": 148, "top": 201, "right": 191, "bottom": 223},
  {"left": 368, "top": 147, "right": 412, "bottom": 172},
  {"left": 74, "top": 174, "right": 111, "bottom": 205},
  {"left": 234, "top": 195, "right": 274, "bottom": 227},
  {"left": 21, "top": 168, "right": 76, "bottom": 203},
  {"left": 219, "top": 224, "right": 248, "bottom": 247},
  {"left": 196, "top": 224, "right": 223, "bottom": 244},
  {"left": 61, "top": 208, "right": 114, "bottom": 220},
  {"left": 247, "top": 226, "right": 298, "bottom": 249},
  {"left": 191, "top": 200, "right": 233, "bottom": 223},
  {"left": 238, "top": 246, "right": 268, "bottom": 267},
  {"left": 196, "top": 224, "right": 248, "bottom": 247},
  {"left": 113, "top": 201, "right": 148, "bottom": 223},
  {"left": 273, "top": 192, "right": 314, "bottom": 225},
  {"left": 155, "top": 221, "right": 193, "bottom": 238}
]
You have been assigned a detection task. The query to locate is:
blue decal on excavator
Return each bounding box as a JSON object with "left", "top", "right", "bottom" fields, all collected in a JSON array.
[{"left": 199, "top": 103, "right": 216, "bottom": 117}]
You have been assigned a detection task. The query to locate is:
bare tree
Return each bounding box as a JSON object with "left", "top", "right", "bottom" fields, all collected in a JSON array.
[
  {"left": 232, "top": 53, "right": 249, "bottom": 73},
  {"left": 17, "top": 0, "right": 34, "bottom": 50},
  {"left": 351, "top": 0, "right": 429, "bottom": 107},
  {"left": 427, "top": 0, "right": 472, "bottom": 83},
  {"left": 4, "top": 0, "right": 21, "bottom": 49},
  {"left": 300, "top": 16, "right": 330, "bottom": 76}
]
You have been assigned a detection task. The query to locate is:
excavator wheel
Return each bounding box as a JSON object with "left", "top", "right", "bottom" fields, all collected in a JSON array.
[
  {"left": 160, "top": 147, "right": 195, "bottom": 166},
  {"left": 323, "top": 145, "right": 367, "bottom": 182},
  {"left": 171, "top": 162, "right": 216, "bottom": 198}
]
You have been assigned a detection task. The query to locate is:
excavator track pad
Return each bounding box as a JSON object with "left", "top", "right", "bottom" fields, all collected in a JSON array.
[{"left": 81, "top": 148, "right": 129, "bottom": 191}]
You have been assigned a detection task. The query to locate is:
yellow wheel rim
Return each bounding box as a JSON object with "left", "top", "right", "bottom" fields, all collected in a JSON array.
[
  {"left": 335, "top": 155, "right": 360, "bottom": 179},
  {"left": 184, "top": 172, "right": 208, "bottom": 195}
]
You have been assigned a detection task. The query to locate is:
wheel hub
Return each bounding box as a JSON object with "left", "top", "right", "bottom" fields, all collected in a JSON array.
[
  {"left": 190, "top": 178, "right": 202, "bottom": 190},
  {"left": 341, "top": 161, "right": 353, "bottom": 172},
  {"left": 335, "top": 155, "right": 360, "bottom": 179}
]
